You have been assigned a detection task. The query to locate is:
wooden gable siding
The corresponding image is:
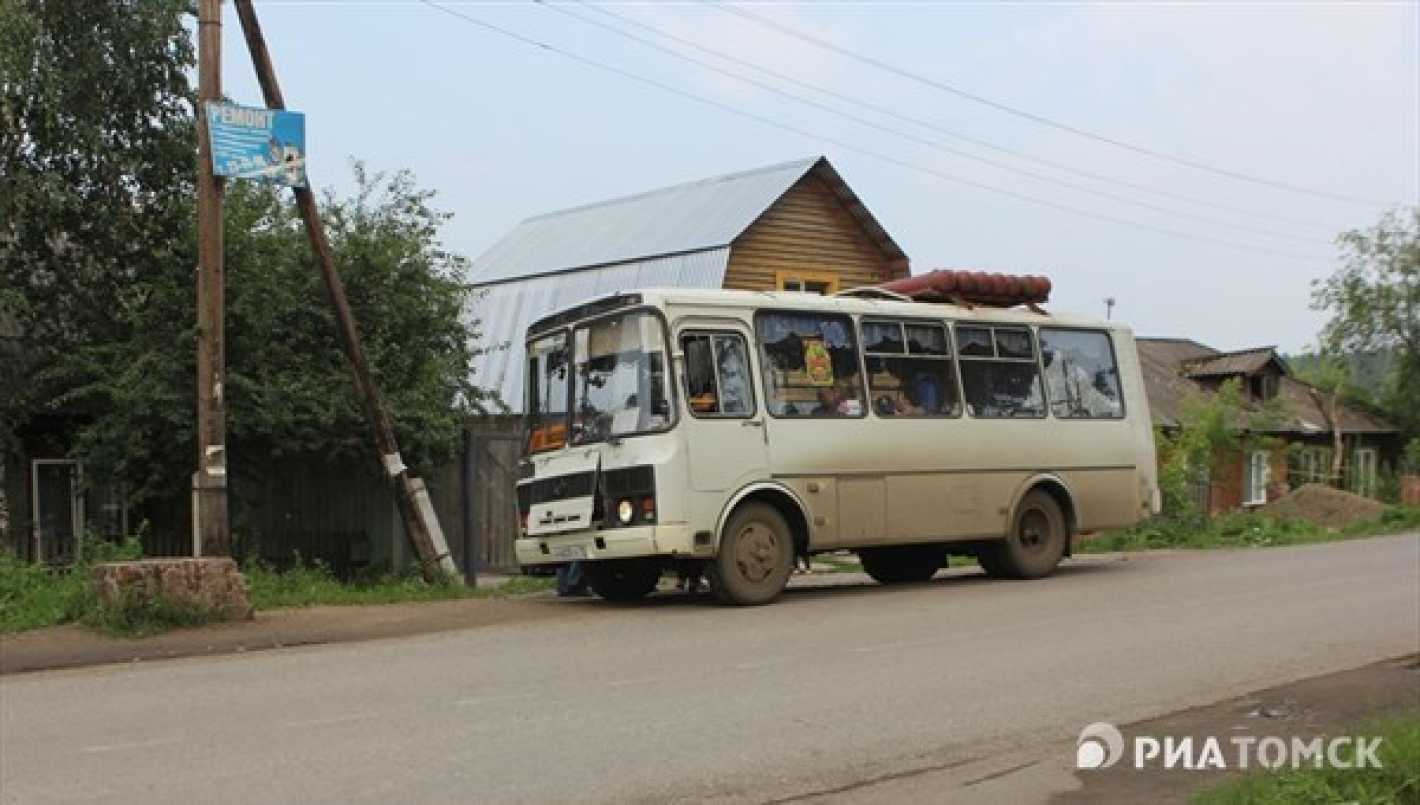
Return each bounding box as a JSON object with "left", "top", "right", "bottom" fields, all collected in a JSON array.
[{"left": 722, "top": 174, "right": 906, "bottom": 292}]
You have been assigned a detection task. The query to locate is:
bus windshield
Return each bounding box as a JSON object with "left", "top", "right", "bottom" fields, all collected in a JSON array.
[{"left": 571, "top": 311, "right": 671, "bottom": 446}]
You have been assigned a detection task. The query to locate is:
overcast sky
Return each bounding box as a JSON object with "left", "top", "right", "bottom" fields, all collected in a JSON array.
[{"left": 216, "top": 1, "right": 1416, "bottom": 354}]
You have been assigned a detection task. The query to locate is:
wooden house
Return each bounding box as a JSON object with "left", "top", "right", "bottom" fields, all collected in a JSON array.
[{"left": 1136, "top": 338, "right": 1401, "bottom": 514}]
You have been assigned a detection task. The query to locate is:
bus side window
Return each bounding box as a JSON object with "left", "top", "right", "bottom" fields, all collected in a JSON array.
[
  {"left": 957, "top": 325, "right": 1046, "bottom": 418},
  {"left": 756, "top": 312, "right": 864, "bottom": 418},
  {"left": 1039, "top": 328, "right": 1124, "bottom": 419},
  {"left": 682, "top": 332, "right": 755, "bottom": 417},
  {"left": 863, "top": 320, "right": 960, "bottom": 417}
]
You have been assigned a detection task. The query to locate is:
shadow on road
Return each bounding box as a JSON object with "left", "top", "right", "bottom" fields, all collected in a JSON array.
[{"left": 551, "top": 556, "right": 1132, "bottom": 610}]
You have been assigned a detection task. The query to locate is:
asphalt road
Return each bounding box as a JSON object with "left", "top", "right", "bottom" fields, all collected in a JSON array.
[{"left": 3, "top": 535, "right": 1417, "bottom": 804}]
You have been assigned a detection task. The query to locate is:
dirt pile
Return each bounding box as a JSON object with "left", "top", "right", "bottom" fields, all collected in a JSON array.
[{"left": 1262, "top": 483, "right": 1385, "bottom": 530}]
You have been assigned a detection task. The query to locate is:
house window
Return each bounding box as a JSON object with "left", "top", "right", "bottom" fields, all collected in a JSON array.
[
  {"left": 1352, "top": 447, "right": 1378, "bottom": 498},
  {"left": 1247, "top": 372, "right": 1279, "bottom": 401},
  {"left": 775, "top": 270, "right": 839, "bottom": 295},
  {"left": 1294, "top": 447, "right": 1331, "bottom": 486},
  {"left": 1243, "top": 450, "right": 1270, "bottom": 505}
]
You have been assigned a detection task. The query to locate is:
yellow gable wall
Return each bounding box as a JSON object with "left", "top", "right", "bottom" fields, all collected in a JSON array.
[{"left": 722, "top": 173, "right": 908, "bottom": 292}]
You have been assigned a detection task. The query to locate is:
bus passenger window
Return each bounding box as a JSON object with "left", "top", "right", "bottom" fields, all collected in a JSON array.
[
  {"left": 1039, "top": 328, "right": 1124, "bottom": 419},
  {"left": 756, "top": 312, "right": 864, "bottom": 418},
  {"left": 682, "top": 332, "right": 755, "bottom": 417},
  {"left": 863, "top": 320, "right": 960, "bottom": 417},
  {"left": 957, "top": 326, "right": 1046, "bottom": 418}
]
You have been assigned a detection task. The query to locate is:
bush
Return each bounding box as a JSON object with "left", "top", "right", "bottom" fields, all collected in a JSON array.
[
  {"left": 0, "top": 552, "right": 94, "bottom": 632},
  {"left": 1083, "top": 504, "right": 1420, "bottom": 554}
]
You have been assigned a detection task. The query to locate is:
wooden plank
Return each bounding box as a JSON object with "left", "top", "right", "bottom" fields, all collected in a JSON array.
[{"left": 724, "top": 174, "right": 905, "bottom": 292}]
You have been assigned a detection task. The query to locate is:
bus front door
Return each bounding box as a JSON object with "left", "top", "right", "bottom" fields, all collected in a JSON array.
[{"left": 677, "top": 326, "right": 769, "bottom": 493}]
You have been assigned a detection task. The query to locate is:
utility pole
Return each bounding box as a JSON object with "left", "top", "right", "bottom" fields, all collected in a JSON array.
[
  {"left": 194, "top": 0, "right": 230, "bottom": 556},
  {"left": 1104, "top": 296, "right": 1117, "bottom": 320},
  {"left": 232, "top": 0, "right": 459, "bottom": 582}
]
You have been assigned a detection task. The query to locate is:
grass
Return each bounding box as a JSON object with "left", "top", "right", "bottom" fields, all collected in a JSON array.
[
  {"left": 1193, "top": 715, "right": 1420, "bottom": 805},
  {"left": 0, "top": 541, "right": 551, "bottom": 637},
  {"left": 1080, "top": 505, "right": 1420, "bottom": 554},
  {"left": 243, "top": 560, "right": 551, "bottom": 610}
]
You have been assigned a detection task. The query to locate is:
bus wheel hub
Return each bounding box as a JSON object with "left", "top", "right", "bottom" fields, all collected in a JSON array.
[{"left": 735, "top": 524, "right": 776, "bottom": 582}]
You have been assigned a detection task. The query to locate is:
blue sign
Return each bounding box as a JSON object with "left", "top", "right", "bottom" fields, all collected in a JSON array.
[{"left": 206, "top": 102, "right": 307, "bottom": 187}]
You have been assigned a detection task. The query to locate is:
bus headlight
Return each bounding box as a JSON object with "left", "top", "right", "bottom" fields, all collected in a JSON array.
[{"left": 617, "top": 499, "right": 635, "bottom": 525}]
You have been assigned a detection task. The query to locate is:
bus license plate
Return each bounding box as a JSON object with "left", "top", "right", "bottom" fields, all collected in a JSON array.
[{"left": 552, "top": 545, "right": 587, "bottom": 560}]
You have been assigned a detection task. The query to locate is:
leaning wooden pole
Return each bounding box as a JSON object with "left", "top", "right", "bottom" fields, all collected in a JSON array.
[{"left": 232, "top": 0, "right": 459, "bottom": 582}]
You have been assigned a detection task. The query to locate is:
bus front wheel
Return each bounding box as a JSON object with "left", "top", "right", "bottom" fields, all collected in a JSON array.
[
  {"left": 980, "top": 490, "right": 1067, "bottom": 579},
  {"left": 708, "top": 503, "right": 794, "bottom": 606}
]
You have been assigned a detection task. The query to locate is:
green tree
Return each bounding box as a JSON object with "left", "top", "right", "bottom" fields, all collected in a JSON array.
[
  {"left": 49, "top": 166, "right": 489, "bottom": 503},
  {"left": 0, "top": 0, "right": 195, "bottom": 439},
  {"left": 1313, "top": 209, "right": 1420, "bottom": 437},
  {"left": 1156, "top": 379, "right": 1282, "bottom": 517},
  {"left": 1292, "top": 355, "right": 1354, "bottom": 485},
  {"left": 1, "top": 1, "right": 488, "bottom": 509}
]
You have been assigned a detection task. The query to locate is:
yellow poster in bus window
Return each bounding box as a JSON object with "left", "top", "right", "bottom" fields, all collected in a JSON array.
[{"left": 802, "top": 337, "right": 834, "bottom": 386}]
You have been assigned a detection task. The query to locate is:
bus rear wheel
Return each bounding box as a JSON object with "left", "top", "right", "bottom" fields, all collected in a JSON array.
[
  {"left": 585, "top": 559, "right": 662, "bottom": 602},
  {"left": 980, "top": 490, "right": 1067, "bottom": 579},
  {"left": 859, "top": 545, "right": 945, "bottom": 584},
  {"left": 708, "top": 503, "right": 794, "bottom": 606}
]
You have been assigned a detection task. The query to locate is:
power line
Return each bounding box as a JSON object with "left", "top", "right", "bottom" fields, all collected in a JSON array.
[
  {"left": 416, "top": 0, "right": 1326, "bottom": 262},
  {"left": 546, "top": 0, "right": 1329, "bottom": 246},
  {"left": 571, "top": 0, "right": 1331, "bottom": 234},
  {"left": 714, "top": 1, "right": 1393, "bottom": 208}
]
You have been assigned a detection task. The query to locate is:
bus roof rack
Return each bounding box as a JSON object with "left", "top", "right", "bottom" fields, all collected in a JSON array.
[{"left": 833, "top": 287, "right": 913, "bottom": 302}]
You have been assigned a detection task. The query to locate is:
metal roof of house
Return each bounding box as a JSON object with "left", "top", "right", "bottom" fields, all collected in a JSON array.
[
  {"left": 1182, "top": 346, "right": 1289, "bottom": 378},
  {"left": 469, "top": 249, "right": 732, "bottom": 412},
  {"left": 468, "top": 156, "right": 905, "bottom": 287}
]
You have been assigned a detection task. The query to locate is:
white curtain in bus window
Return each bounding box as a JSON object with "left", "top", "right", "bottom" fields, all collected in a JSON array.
[
  {"left": 1039, "top": 329, "right": 1124, "bottom": 419},
  {"left": 862, "top": 320, "right": 961, "bottom": 417},
  {"left": 682, "top": 333, "right": 754, "bottom": 417},
  {"left": 956, "top": 325, "right": 1045, "bottom": 418},
  {"left": 757, "top": 312, "right": 863, "bottom": 417}
]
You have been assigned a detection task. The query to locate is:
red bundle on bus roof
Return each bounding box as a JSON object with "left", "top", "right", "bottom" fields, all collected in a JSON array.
[{"left": 877, "top": 269, "right": 1051, "bottom": 307}]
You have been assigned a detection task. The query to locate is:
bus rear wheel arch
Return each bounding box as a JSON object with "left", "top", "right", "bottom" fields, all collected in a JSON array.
[{"left": 980, "top": 487, "right": 1070, "bottom": 580}]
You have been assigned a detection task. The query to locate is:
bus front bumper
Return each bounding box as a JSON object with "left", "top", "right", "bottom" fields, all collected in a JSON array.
[{"left": 515, "top": 523, "right": 699, "bottom": 565}]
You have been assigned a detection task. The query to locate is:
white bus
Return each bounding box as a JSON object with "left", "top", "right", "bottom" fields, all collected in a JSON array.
[{"left": 515, "top": 288, "right": 1159, "bottom": 605}]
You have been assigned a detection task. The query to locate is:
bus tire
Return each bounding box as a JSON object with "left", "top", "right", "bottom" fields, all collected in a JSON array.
[
  {"left": 859, "top": 545, "right": 944, "bottom": 584},
  {"left": 709, "top": 502, "right": 794, "bottom": 606},
  {"left": 585, "top": 559, "right": 662, "bottom": 602},
  {"left": 982, "top": 490, "right": 1067, "bottom": 579}
]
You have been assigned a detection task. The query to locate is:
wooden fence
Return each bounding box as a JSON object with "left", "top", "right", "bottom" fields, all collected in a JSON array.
[{"left": 126, "top": 418, "right": 525, "bottom": 578}]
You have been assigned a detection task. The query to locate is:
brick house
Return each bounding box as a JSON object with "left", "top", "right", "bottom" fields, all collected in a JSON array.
[{"left": 1136, "top": 338, "right": 1401, "bottom": 514}]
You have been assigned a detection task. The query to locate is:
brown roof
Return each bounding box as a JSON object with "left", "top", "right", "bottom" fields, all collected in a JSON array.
[
  {"left": 1135, "top": 338, "right": 1396, "bottom": 435},
  {"left": 1181, "top": 346, "right": 1288, "bottom": 378}
]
